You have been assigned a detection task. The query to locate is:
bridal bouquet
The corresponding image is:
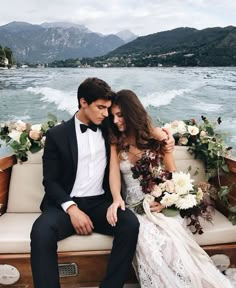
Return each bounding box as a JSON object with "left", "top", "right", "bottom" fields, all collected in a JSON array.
[{"left": 131, "top": 150, "right": 213, "bottom": 234}]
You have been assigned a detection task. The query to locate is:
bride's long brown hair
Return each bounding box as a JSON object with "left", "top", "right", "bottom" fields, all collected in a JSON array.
[{"left": 109, "top": 89, "right": 157, "bottom": 152}]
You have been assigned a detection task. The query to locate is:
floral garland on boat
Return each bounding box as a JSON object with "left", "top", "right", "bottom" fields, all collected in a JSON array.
[
  {"left": 162, "top": 116, "right": 232, "bottom": 179},
  {"left": 0, "top": 114, "right": 59, "bottom": 162}
]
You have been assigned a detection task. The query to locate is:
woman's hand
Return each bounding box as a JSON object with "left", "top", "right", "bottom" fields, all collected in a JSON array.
[
  {"left": 149, "top": 201, "right": 164, "bottom": 213},
  {"left": 106, "top": 198, "right": 125, "bottom": 226}
]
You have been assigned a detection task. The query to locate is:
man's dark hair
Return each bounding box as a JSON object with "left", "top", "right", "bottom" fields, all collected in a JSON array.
[{"left": 77, "top": 77, "right": 114, "bottom": 108}]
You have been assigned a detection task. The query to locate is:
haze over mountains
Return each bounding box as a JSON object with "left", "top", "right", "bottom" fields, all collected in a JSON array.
[{"left": 0, "top": 21, "right": 137, "bottom": 63}]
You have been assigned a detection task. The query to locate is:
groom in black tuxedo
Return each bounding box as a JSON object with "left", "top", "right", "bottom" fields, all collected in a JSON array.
[{"left": 30, "top": 77, "right": 140, "bottom": 288}]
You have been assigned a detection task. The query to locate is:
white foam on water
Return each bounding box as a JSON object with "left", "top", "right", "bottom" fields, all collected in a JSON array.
[
  {"left": 142, "top": 88, "right": 190, "bottom": 107},
  {"left": 193, "top": 102, "right": 223, "bottom": 112},
  {"left": 26, "top": 86, "right": 77, "bottom": 115},
  {"left": 6, "top": 114, "right": 31, "bottom": 121}
]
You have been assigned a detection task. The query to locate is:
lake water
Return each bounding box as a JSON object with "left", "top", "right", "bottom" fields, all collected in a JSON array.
[{"left": 0, "top": 67, "right": 236, "bottom": 151}]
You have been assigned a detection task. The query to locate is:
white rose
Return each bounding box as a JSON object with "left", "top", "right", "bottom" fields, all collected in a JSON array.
[
  {"left": 175, "top": 194, "right": 197, "bottom": 209},
  {"left": 200, "top": 130, "right": 207, "bottom": 137},
  {"left": 187, "top": 125, "right": 199, "bottom": 136},
  {"left": 178, "top": 136, "right": 188, "bottom": 146},
  {"left": 151, "top": 185, "right": 163, "bottom": 198},
  {"left": 29, "top": 130, "right": 42, "bottom": 141},
  {"left": 29, "top": 124, "right": 43, "bottom": 140},
  {"left": 31, "top": 124, "right": 42, "bottom": 131},
  {"left": 8, "top": 130, "right": 22, "bottom": 142},
  {"left": 15, "top": 120, "right": 27, "bottom": 132},
  {"left": 165, "top": 180, "right": 175, "bottom": 193},
  {"left": 176, "top": 121, "right": 187, "bottom": 134},
  {"left": 160, "top": 192, "right": 179, "bottom": 207},
  {"left": 171, "top": 120, "right": 180, "bottom": 128}
]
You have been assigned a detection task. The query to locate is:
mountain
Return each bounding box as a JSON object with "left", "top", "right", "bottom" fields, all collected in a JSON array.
[
  {"left": 116, "top": 30, "right": 138, "bottom": 43},
  {"left": 0, "top": 21, "right": 125, "bottom": 63},
  {"left": 0, "top": 21, "right": 42, "bottom": 32},
  {"left": 92, "top": 26, "right": 236, "bottom": 67},
  {"left": 40, "top": 22, "right": 91, "bottom": 33}
]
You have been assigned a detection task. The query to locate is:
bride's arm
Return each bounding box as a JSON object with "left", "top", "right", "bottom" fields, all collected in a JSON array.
[
  {"left": 106, "top": 144, "right": 125, "bottom": 226},
  {"left": 152, "top": 126, "right": 175, "bottom": 153},
  {"left": 163, "top": 152, "right": 177, "bottom": 172}
]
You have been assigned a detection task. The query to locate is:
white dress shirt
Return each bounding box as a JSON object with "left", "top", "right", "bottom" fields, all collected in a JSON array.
[{"left": 61, "top": 116, "right": 107, "bottom": 212}]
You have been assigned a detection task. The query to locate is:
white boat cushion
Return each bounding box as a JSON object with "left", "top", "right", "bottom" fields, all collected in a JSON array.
[
  {"left": 0, "top": 210, "right": 235, "bottom": 254},
  {"left": 0, "top": 213, "right": 113, "bottom": 254}
]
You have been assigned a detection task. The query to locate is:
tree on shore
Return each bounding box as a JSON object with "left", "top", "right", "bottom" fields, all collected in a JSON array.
[
  {"left": 0, "top": 45, "right": 6, "bottom": 67},
  {"left": 0, "top": 46, "right": 15, "bottom": 68}
]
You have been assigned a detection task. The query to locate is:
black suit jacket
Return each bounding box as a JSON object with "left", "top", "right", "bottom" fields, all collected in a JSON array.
[{"left": 40, "top": 116, "right": 111, "bottom": 211}]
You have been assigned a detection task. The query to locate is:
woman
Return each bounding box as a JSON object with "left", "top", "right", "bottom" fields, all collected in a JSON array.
[{"left": 107, "top": 89, "right": 232, "bottom": 288}]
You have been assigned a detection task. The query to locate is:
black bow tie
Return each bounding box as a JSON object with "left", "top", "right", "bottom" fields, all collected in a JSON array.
[{"left": 80, "top": 123, "right": 98, "bottom": 133}]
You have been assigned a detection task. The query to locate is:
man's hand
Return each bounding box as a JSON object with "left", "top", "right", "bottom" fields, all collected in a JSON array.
[
  {"left": 67, "top": 205, "right": 94, "bottom": 235},
  {"left": 162, "top": 128, "right": 175, "bottom": 153},
  {"left": 149, "top": 201, "right": 164, "bottom": 213},
  {"left": 106, "top": 198, "right": 125, "bottom": 227}
]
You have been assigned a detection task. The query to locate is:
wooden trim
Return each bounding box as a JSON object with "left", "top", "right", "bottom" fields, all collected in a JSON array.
[
  {"left": 0, "top": 251, "right": 137, "bottom": 287},
  {"left": 202, "top": 243, "right": 236, "bottom": 268},
  {"left": 0, "top": 243, "right": 235, "bottom": 288},
  {"left": 225, "top": 156, "right": 236, "bottom": 173},
  {"left": 0, "top": 155, "right": 16, "bottom": 171},
  {"left": 0, "top": 155, "right": 16, "bottom": 215}
]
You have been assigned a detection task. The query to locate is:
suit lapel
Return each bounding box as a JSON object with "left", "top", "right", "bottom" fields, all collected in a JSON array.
[
  {"left": 65, "top": 116, "right": 78, "bottom": 172},
  {"left": 100, "top": 124, "right": 110, "bottom": 160}
]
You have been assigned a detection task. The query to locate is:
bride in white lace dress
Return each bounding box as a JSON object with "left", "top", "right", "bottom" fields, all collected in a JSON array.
[{"left": 106, "top": 89, "right": 233, "bottom": 288}]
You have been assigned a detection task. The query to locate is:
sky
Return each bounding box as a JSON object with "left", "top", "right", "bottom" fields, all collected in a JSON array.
[{"left": 1, "top": 0, "right": 236, "bottom": 36}]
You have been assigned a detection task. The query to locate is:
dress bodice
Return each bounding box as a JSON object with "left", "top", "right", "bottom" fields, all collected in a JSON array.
[{"left": 120, "top": 151, "right": 146, "bottom": 206}]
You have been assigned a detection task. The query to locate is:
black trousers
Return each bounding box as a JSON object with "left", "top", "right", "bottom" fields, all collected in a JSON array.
[{"left": 30, "top": 194, "right": 139, "bottom": 288}]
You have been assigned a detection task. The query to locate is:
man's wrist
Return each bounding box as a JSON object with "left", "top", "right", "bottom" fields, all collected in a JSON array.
[{"left": 67, "top": 204, "right": 78, "bottom": 215}]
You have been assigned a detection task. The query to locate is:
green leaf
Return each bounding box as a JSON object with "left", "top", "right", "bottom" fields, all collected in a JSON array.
[
  {"left": 20, "top": 132, "right": 28, "bottom": 145},
  {"left": 229, "top": 214, "right": 236, "bottom": 225},
  {"left": 10, "top": 141, "right": 20, "bottom": 150},
  {"left": 218, "top": 186, "right": 231, "bottom": 198},
  {"left": 47, "top": 113, "right": 57, "bottom": 122},
  {"left": 229, "top": 206, "right": 236, "bottom": 213},
  {"left": 30, "top": 145, "right": 42, "bottom": 153},
  {"left": 162, "top": 208, "right": 179, "bottom": 217},
  {"left": 193, "top": 169, "right": 199, "bottom": 176}
]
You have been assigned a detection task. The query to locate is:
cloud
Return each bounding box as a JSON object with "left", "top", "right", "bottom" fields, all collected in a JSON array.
[{"left": 0, "top": 0, "right": 236, "bottom": 36}]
